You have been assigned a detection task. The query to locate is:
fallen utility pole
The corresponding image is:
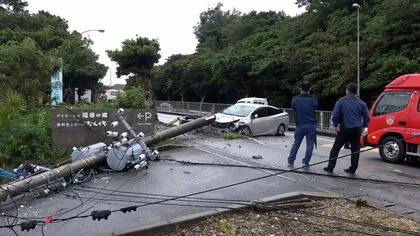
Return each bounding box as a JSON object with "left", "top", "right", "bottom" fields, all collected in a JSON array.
[{"left": 0, "top": 115, "right": 216, "bottom": 202}]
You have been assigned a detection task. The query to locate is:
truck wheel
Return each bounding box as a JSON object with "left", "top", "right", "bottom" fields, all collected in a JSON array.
[{"left": 379, "top": 136, "right": 406, "bottom": 163}]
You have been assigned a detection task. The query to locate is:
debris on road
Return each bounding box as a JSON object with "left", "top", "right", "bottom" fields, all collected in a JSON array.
[
  {"left": 169, "top": 199, "right": 420, "bottom": 236},
  {"left": 252, "top": 155, "right": 263, "bottom": 159},
  {"left": 0, "top": 110, "right": 216, "bottom": 202}
]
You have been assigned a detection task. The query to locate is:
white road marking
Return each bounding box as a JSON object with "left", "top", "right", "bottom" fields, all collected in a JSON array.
[
  {"left": 195, "top": 145, "right": 339, "bottom": 194},
  {"left": 248, "top": 137, "right": 268, "bottom": 146},
  {"left": 193, "top": 146, "right": 298, "bottom": 182},
  {"left": 316, "top": 136, "right": 335, "bottom": 142},
  {"left": 321, "top": 144, "right": 379, "bottom": 153}
]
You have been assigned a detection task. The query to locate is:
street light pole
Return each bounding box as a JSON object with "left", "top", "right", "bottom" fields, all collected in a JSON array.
[
  {"left": 352, "top": 3, "right": 361, "bottom": 97},
  {"left": 109, "top": 67, "right": 112, "bottom": 87}
]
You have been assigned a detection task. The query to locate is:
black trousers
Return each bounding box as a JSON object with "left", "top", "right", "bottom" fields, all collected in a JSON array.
[{"left": 327, "top": 127, "right": 363, "bottom": 172}]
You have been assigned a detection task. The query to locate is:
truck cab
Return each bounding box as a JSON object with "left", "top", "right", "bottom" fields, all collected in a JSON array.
[{"left": 362, "top": 74, "right": 420, "bottom": 163}]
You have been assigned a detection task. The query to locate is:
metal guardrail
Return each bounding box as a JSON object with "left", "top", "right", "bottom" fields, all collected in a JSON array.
[{"left": 155, "top": 100, "right": 335, "bottom": 132}]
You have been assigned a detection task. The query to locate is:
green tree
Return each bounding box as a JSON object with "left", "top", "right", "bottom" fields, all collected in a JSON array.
[
  {"left": 0, "top": 10, "right": 70, "bottom": 51},
  {"left": 185, "top": 53, "right": 215, "bottom": 107},
  {"left": 0, "top": 0, "right": 28, "bottom": 13},
  {"left": 193, "top": 2, "right": 241, "bottom": 51},
  {"left": 0, "top": 38, "right": 56, "bottom": 102},
  {"left": 156, "top": 0, "right": 420, "bottom": 109},
  {"left": 55, "top": 34, "right": 107, "bottom": 103},
  {"left": 107, "top": 36, "right": 161, "bottom": 90}
]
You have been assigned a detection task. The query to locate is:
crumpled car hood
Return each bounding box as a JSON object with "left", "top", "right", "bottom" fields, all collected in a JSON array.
[{"left": 215, "top": 113, "right": 241, "bottom": 124}]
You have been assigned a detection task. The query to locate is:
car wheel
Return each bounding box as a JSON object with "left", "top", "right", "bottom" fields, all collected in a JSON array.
[
  {"left": 276, "top": 124, "right": 286, "bottom": 136},
  {"left": 379, "top": 136, "right": 405, "bottom": 164},
  {"left": 238, "top": 126, "right": 251, "bottom": 136}
]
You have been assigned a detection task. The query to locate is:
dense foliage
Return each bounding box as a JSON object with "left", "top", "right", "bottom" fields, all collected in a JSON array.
[
  {"left": 0, "top": 0, "right": 107, "bottom": 169},
  {"left": 153, "top": 0, "right": 420, "bottom": 109},
  {"left": 0, "top": 0, "right": 107, "bottom": 104},
  {"left": 0, "top": 92, "right": 69, "bottom": 167}
]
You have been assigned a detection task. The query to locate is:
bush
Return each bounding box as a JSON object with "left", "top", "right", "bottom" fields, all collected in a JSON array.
[
  {"left": 70, "top": 99, "right": 117, "bottom": 109},
  {"left": 116, "top": 87, "right": 153, "bottom": 109},
  {"left": 0, "top": 92, "right": 70, "bottom": 168}
]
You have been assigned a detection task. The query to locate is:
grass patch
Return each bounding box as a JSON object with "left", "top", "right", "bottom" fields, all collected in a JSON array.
[
  {"left": 152, "top": 138, "right": 184, "bottom": 147},
  {"left": 216, "top": 218, "right": 236, "bottom": 236},
  {"left": 150, "top": 138, "right": 187, "bottom": 151},
  {"left": 220, "top": 132, "right": 248, "bottom": 140}
]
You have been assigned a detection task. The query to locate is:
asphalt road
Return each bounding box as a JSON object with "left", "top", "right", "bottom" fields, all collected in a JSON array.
[{"left": 1, "top": 115, "right": 419, "bottom": 236}]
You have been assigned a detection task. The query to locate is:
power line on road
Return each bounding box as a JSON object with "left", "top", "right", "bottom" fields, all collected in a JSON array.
[
  {"left": 159, "top": 159, "right": 420, "bottom": 187},
  {"left": 2, "top": 132, "right": 420, "bottom": 235}
]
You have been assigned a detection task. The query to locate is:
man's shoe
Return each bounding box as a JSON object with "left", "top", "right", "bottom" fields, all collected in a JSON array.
[
  {"left": 344, "top": 168, "right": 355, "bottom": 175},
  {"left": 302, "top": 163, "right": 310, "bottom": 168},
  {"left": 323, "top": 167, "right": 333, "bottom": 173},
  {"left": 287, "top": 163, "right": 294, "bottom": 167}
]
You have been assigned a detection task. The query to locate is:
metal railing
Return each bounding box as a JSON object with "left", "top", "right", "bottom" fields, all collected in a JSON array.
[
  {"left": 155, "top": 100, "right": 231, "bottom": 116},
  {"left": 155, "top": 100, "right": 334, "bottom": 132}
]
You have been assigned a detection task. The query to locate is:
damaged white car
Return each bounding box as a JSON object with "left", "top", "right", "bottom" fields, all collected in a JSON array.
[{"left": 213, "top": 104, "right": 289, "bottom": 136}]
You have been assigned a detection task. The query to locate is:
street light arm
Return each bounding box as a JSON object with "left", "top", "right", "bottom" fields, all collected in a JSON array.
[
  {"left": 80, "top": 29, "right": 105, "bottom": 35},
  {"left": 352, "top": 3, "right": 361, "bottom": 8}
]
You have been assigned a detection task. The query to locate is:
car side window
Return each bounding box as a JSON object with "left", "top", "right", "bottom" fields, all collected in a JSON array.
[
  {"left": 373, "top": 92, "right": 411, "bottom": 116},
  {"left": 252, "top": 108, "right": 267, "bottom": 118},
  {"left": 267, "top": 107, "right": 281, "bottom": 116},
  {"left": 417, "top": 97, "right": 420, "bottom": 112}
]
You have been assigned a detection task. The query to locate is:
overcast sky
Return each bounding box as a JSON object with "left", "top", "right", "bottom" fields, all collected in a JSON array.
[{"left": 26, "top": 0, "right": 305, "bottom": 86}]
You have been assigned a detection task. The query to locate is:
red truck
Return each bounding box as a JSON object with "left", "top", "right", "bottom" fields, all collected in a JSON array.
[{"left": 362, "top": 74, "right": 420, "bottom": 163}]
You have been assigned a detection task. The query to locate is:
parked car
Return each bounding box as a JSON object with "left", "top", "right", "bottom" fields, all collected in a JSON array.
[
  {"left": 214, "top": 103, "right": 289, "bottom": 136},
  {"left": 159, "top": 102, "right": 173, "bottom": 111},
  {"left": 105, "top": 89, "right": 123, "bottom": 101},
  {"left": 236, "top": 97, "right": 268, "bottom": 105}
]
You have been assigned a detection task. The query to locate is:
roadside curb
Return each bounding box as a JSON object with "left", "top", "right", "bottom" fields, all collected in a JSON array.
[{"left": 110, "top": 191, "right": 341, "bottom": 236}]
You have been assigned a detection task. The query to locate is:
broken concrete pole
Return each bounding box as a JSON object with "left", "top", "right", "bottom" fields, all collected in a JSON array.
[
  {"left": 142, "top": 115, "right": 216, "bottom": 146},
  {"left": 0, "top": 115, "right": 216, "bottom": 202},
  {"left": 0, "top": 152, "right": 106, "bottom": 202}
]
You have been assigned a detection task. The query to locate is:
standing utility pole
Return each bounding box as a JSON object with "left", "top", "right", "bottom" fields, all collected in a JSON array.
[
  {"left": 352, "top": 3, "right": 361, "bottom": 97},
  {"left": 109, "top": 67, "right": 112, "bottom": 87}
]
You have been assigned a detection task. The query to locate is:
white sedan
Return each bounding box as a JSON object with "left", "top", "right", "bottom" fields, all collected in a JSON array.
[{"left": 214, "top": 104, "right": 289, "bottom": 136}]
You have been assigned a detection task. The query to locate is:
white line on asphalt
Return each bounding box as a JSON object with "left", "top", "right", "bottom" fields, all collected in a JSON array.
[
  {"left": 316, "top": 136, "right": 335, "bottom": 142},
  {"left": 193, "top": 146, "right": 298, "bottom": 182},
  {"left": 321, "top": 144, "right": 379, "bottom": 153},
  {"left": 248, "top": 137, "right": 268, "bottom": 146},
  {"left": 195, "top": 145, "right": 340, "bottom": 194}
]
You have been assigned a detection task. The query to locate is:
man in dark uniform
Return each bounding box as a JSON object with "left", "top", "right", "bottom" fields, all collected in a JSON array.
[
  {"left": 324, "top": 83, "right": 370, "bottom": 174},
  {"left": 287, "top": 81, "right": 318, "bottom": 167}
]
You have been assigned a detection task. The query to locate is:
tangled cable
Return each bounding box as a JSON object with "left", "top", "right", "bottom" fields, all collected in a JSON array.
[{"left": 2, "top": 131, "right": 420, "bottom": 235}]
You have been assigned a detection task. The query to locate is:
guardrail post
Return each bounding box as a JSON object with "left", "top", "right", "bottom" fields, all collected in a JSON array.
[
  {"left": 186, "top": 102, "right": 190, "bottom": 114},
  {"left": 320, "top": 112, "right": 324, "bottom": 130}
]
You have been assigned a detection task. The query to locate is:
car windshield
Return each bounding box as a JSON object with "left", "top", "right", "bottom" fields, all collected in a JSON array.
[{"left": 221, "top": 105, "right": 255, "bottom": 117}]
